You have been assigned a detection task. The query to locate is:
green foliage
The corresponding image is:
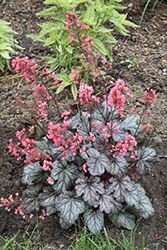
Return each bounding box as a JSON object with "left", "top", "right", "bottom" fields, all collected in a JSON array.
[
  {"left": 0, "top": 224, "right": 44, "bottom": 250},
  {"left": 27, "top": 0, "right": 138, "bottom": 73},
  {"left": 0, "top": 20, "right": 23, "bottom": 72},
  {"left": 68, "top": 224, "right": 158, "bottom": 250},
  {"left": 126, "top": 58, "right": 139, "bottom": 68}
]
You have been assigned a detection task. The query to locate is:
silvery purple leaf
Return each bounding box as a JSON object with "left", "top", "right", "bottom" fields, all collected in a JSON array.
[
  {"left": 84, "top": 209, "right": 104, "bottom": 235},
  {"left": 51, "top": 160, "right": 77, "bottom": 193},
  {"left": 108, "top": 156, "right": 128, "bottom": 178},
  {"left": 59, "top": 216, "right": 72, "bottom": 229},
  {"left": 46, "top": 206, "right": 57, "bottom": 215},
  {"left": 22, "top": 184, "right": 43, "bottom": 212},
  {"left": 127, "top": 184, "right": 154, "bottom": 219},
  {"left": 108, "top": 211, "right": 135, "bottom": 230},
  {"left": 98, "top": 191, "right": 114, "bottom": 214},
  {"left": 77, "top": 112, "right": 94, "bottom": 139},
  {"left": 22, "top": 164, "right": 36, "bottom": 185},
  {"left": 136, "top": 146, "right": 159, "bottom": 175},
  {"left": 38, "top": 186, "right": 57, "bottom": 209},
  {"left": 57, "top": 191, "right": 86, "bottom": 225},
  {"left": 102, "top": 100, "right": 120, "bottom": 121},
  {"left": 112, "top": 199, "right": 123, "bottom": 213},
  {"left": 94, "top": 134, "right": 111, "bottom": 155},
  {"left": 30, "top": 163, "right": 49, "bottom": 184},
  {"left": 23, "top": 162, "right": 49, "bottom": 185},
  {"left": 80, "top": 142, "right": 92, "bottom": 161},
  {"left": 137, "top": 194, "right": 155, "bottom": 219},
  {"left": 68, "top": 113, "right": 80, "bottom": 129},
  {"left": 48, "top": 143, "right": 64, "bottom": 161},
  {"left": 49, "top": 142, "right": 74, "bottom": 162},
  {"left": 87, "top": 148, "right": 110, "bottom": 176},
  {"left": 75, "top": 176, "right": 104, "bottom": 206},
  {"left": 92, "top": 106, "right": 110, "bottom": 126},
  {"left": 108, "top": 176, "right": 133, "bottom": 202},
  {"left": 124, "top": 114, "right": 142, "bottom": 135},
  {"left": 112, "top": 123, "right": 128, "bottom": 142},
  {"left": 125, "top": 182, "right": 140, "bottom": 210}
]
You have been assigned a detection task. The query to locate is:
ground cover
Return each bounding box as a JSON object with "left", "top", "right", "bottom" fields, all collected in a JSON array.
[{"left": 0, "top": 0, "right": 167, "bottom": 249}]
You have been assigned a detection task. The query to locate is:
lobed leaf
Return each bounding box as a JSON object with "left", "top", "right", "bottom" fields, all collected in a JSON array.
[
  {"left": 22, "top": 162, "right": 49, "bottom": 185},
  {"left": 75, "top": 176, "right": 104, "bottom": 206},
  {"left": 38, "top": 186, "right": 57, "bottom": 209},
  {"left": 136, "top": 146, "right": 159, "bottom": 175},
  {"left": 98, "top": 191, "right": 114, "bottom": 214},
  {"left": 109, "top": 156, "right": 128, "bottom": 178},
  {"left": 87, "top": 148, "right": 110, "bottom": 176},
  {"left": 22, "top": 184, "right": 43, "bottom": 212},
  {"left": 112, "top": 123, "right": 128, "bottom": 142},
  {"left": 84, "top": 209, "right": 104, "bottom": 235},
  {"left": 51, "top": 160, "right": 77, "bottom": 193},
  {"left": 108, "top": 176, "right": 133, "bottom": 202},
  {"left": 124, "top": 114, "right": 142, "bottom": 135},
  {"left": 57, "top": 191, "right": 86, "bottom": 225},
  {"left": 125, "top": 182, "right": 140, "bottom": 210},
  {"left": 108, "top": 211, "right": 135, "bottom": 230}
]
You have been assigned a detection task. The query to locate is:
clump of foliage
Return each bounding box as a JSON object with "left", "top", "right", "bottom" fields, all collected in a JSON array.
[
  {"left": 0, "top": 19, "right": 23, "bottom": 72},
  {"left": 0, "top": 12, "right": 162, "bottom": 236},
  {"left": 27, "top": 0, "right": 138, "bottom": 74}
]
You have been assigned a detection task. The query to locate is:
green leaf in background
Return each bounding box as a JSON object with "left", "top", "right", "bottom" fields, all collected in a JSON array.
[
  {"left": 148, "top": 136, "right": 162, "bottom": 148},
  {"left": 71, "top": 83, "right": 78, "bottom": 100},
  {"left": 83, "top": 5, "right": 96, "bottom": 26},
  {"left": 0, "top": 19, "right": 23, "bottom": 71},
  {"left": 36, "top": 6, "right": 57, "bottom": 16}
]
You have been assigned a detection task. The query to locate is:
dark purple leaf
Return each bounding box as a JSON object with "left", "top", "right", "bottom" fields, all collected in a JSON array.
[{"left": 70, "top": 103, "right": 78, "bottom": 111}]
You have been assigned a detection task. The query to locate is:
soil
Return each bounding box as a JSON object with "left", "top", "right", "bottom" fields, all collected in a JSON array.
[{"left": 0, "top": 0, "right": 167, "bottom": 249}]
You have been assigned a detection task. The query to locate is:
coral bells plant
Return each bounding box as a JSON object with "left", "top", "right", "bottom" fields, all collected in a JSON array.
[{"left": 1, "top": 19, "right": 162, "bottom": 235}]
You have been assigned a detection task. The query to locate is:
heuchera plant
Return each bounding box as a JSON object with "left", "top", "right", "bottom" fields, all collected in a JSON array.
[{"left": 0, "top": 13, "right": 162, "bottom": 235}]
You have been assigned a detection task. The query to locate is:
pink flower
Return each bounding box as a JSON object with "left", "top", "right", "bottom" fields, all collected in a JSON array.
[
  {"left": 47, "top": 177, "right": 54, "bottom": 185},
  {"left": 89, "top": 132, "right": 96, "bottom": 142},
  {"left": 141, "top": 88, "right": 157, "bottom": 104},
  {"left": 43, "top": 160, "right": 52, "bottom": 171},
  {"left": 83, "top": 163, "right": 88, "bottom": 173},
  {"left": 126, "top": 92, "right": 133, "bottom": 98}
]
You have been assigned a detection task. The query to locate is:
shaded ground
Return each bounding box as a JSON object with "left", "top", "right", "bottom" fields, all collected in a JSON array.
[{"left": 0, "top": 0, "right": 167, "bottom": 249}]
